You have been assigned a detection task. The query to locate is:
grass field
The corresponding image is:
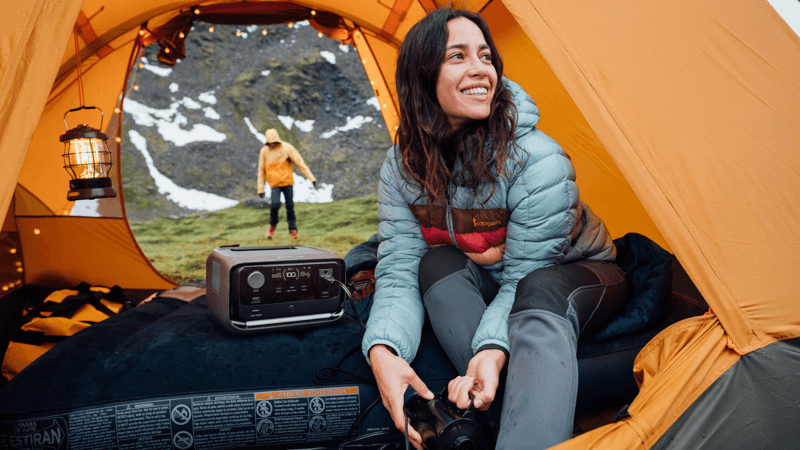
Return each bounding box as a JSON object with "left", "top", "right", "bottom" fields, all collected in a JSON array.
[{"left": 130, "top": 196, "right": 379, "bottom": 283}]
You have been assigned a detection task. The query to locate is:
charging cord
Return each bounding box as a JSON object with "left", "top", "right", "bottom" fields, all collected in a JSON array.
[{"left": 321, "top": 273, "right": 366, "bottom": 331}]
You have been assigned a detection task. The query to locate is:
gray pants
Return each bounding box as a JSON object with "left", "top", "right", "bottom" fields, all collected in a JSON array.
[{"left": 418, "top": 246, "right": 628, "bottom": 450}]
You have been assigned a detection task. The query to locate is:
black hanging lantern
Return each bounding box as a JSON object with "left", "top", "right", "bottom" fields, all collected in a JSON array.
[
  {"left": 60, "top": 106, "right": 117, "bottom": 201},
  {"left": 62, "top": 26, "right": 117, "bottom": 201}
]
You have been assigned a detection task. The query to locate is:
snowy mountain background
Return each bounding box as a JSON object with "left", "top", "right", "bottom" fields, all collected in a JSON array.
[{"left": 120, "top": 21, "right": 392, "bottom": 222}]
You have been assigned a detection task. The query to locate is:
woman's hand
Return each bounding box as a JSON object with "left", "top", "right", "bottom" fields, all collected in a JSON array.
[
  {"left": 447, "top": 349, "right": 507, "bottom": 411},
  {"left": 369, "top": 344, "right": 434, "bottom": 450}
]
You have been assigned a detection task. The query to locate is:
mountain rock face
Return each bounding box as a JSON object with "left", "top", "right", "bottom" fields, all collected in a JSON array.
[{"left": 121, "top": 21, "right": 393, "bottom": 222}]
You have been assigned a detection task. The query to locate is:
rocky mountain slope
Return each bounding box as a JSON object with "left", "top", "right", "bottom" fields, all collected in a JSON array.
[{"left": 121, "top": 21, "right": 392, "bottom": 222}]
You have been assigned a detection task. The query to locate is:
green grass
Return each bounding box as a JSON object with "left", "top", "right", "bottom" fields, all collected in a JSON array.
[{"left": 130, "top": 196, "right": 379, "bottom": 284}]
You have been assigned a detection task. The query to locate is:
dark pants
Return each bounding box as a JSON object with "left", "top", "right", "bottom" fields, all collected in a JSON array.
[
  {"left": 418, "top": 245, "right": 628, "bottom": 450},
  {"left": 270, "top": 185, "right": 296, "bottom": 231}
]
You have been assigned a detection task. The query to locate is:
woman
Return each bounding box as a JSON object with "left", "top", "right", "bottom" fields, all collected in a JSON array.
[{"left": 362, "top": 8, "right": 628, "bottom": 450}]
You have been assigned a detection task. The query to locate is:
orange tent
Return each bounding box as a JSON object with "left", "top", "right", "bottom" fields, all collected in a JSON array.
[{"left": 1, "top": 0, "right": 798, "bottom": 447}]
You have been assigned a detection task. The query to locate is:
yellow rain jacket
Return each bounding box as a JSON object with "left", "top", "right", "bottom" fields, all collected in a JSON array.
[{"left": 256, "top": 131, "right": 316, "bottom": 193}]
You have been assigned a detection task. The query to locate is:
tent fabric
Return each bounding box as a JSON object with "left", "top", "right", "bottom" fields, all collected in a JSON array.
[
  {"left": 650, "top": 336, "right": 800, "bottom": 449},
  {"left": 502, "top": 0, "right": 800, "bottom": 355}
]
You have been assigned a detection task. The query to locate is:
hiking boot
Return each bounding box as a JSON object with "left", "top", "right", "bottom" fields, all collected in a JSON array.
[
  {"left": 290, "top": 229, "right": 299, "bottom": 240},
  {"left": 265, "top": 226, "right": 276, "bottom": 239}
]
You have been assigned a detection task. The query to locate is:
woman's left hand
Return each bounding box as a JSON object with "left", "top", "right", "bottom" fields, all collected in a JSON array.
[{"left": 447, "top": 349, "right": 507, "bottom": 411}]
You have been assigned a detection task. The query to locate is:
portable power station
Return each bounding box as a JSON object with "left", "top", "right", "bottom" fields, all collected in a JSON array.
[{"left": 206, "top": 245, "right": 345, "bottom": 334}]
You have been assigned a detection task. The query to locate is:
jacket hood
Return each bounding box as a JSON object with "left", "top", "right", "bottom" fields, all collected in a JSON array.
[
  {"left": 504, "top": 78, "right": 540, "bottom": 139},
  {"left": 264, "top": 128, "right": 282, "bottom": 144}
]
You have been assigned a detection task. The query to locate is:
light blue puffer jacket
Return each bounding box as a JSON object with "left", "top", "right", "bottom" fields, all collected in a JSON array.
[{"left": 361, "top": 79, "right": 615, "bottom": 364}]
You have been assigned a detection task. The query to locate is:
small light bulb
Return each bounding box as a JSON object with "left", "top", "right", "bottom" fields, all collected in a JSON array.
[
  {"left": 2, "top": 286, "right": 8, "bottom": 292},
  {"left": 194, "top": 8, "right": 200, "bottom": 14},
  {"left": 34, "top": 228, "right": 40, "bottom": 235},
  {"left": 382, "top": 104, "right": 387, "bottom": 108},
  {"left": 17, "top": 268, "right": 23, "bottom": 273},
  {"left": 236, "top": 30, "right": 241, "bottom": 36},
  {"left": 115, "top": 136, "right": 122, "bottom": 143},
  {"left": 288, "top": 23, "right": 293, "bottom": 28},
  {"left": 114, "top": 108, "right": 121, "bottom": 113},
  {"left": 139, "top": 30, "right": 145, "bottom": 36},
  {"left": 355, "top": 31, "right": 360, "bottom": 37},
  {"left": 370, "top": 80, "right": 375, "bottom": 85},
  {"left": 138, "top": 63, "right": 144, "bottom": 68},
  {"left": 9, "top": 249, "right": 16, "bottom": 254},
  {"left": 362, "top": 59, "right": 367, "bottom": 63},
  {"left": 133, "top": 85, "right": 139, "bottom": 90},
  {"left": 15, "top": 262, "right": 21, "bottom": 267},
  {"left": 318, "top": 32, "right": 323, "bottom": 38},
  {"left": 179, "top": 32, "right": 185, "bottom": 39},
  {"left": 311, "top": 10, "right": 317, "bottom": 16},
  {"left": 262, "top": 29, "right": 267, "bottom": 35},
  {"left": 209, "top": 26, "right": 214, "bottom": 33},
  {"left": 165, "top": 48, "right": 170, "bottom": 54}
]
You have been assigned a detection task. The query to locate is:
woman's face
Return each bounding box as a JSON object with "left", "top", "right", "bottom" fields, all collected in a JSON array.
[{"left": 436, "top": 17, "right": 497, "bottom": 131}]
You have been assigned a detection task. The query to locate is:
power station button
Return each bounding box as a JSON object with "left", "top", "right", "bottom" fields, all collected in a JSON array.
[{"left": 247, "top": 271, "right": 265, "bottom": 289}]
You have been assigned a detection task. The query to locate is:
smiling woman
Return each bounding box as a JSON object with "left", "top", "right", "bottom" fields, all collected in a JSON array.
[{"left": 362, "top": 8, "right": 628, "bottom": 450}]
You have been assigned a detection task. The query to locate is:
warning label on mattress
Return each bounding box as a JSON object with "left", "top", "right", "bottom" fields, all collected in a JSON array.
[{"left": 0, "top": 387, "right": 360, "bottom": 450}]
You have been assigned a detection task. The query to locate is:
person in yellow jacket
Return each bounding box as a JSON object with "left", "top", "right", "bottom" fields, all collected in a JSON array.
[{"left": 257, "top": 129, "right": 317, "bottom": 239}]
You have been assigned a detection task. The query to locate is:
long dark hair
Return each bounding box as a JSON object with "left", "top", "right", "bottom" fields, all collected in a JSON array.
[{"left": 395, "top": 8, "right": 518, "bottom": 205}]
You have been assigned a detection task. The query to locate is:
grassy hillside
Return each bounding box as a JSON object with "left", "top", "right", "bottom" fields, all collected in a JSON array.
[{"left": 131, "top": 196, "right": 379, "bottom": 283}]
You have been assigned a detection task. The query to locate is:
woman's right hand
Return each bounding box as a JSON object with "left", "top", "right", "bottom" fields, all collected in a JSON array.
[{"left": 369, "top": 344, "right": 434, "bottom": 450}]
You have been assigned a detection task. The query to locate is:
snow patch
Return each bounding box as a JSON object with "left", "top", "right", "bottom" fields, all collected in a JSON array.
[
  {"left": 264, "top": 174, "right": 333, "bottom": 204},
  {"left": 198, "top": 91, "right": 217, "bottom": 104},
  {"left": 769, "top": 0, "right": 800, "bottom": 37},
  {"left": 125, "top": 98, "right": 227, "bottom": 146},
  {"left": 70, "top": 199, "right": 100, "bottom": 217},
  {"left": 169, "top": 83, "right": 179, "bottom": 93},
  {"left": 366, "top": 97, "right": 380, "bottom": 111},
  {"left": 320, "top": 51, "right": 336, "bottom": 65},
  {"left": 244, "top": 117, "right": 267, "bottom": 144},
  {"left": 203, "top": 107, "right": 220, "bottom": 120},
  {"left": 142, "top": 62, "right": 173, "bottom": 77},
  {"left": 320, "top": 116, "right": 374, "bottom": 139},
  {"left": 128, "top": 130, "right": 239, "bottom": 211},
  {"left": 261, "top": 70, "right": 271, "bottom": 77}
]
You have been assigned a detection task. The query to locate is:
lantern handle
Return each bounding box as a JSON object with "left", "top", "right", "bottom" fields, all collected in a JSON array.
[{"left": 63, "top": 105, "right": 104, "bottom": 131}]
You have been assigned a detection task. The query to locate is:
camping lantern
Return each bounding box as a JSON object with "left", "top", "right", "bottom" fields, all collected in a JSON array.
[{"left": 60, "top": 106, "right": 117, "bottom": 201}]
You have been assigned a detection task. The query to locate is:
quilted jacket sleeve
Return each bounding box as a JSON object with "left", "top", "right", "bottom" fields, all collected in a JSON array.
[
  {"left": 361, "top": 148, "right": 430, "bottom": 365},
  {"left": 471, "top": 128, "right": 582, "bottom": 354}
]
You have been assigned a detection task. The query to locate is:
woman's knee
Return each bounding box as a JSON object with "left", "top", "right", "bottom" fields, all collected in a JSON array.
[
  {"left": 511, "top": 267, "right": 572, "bottom": 317},
  {"left": 418, "top": 246, "right": 470, "bottom": 296}
]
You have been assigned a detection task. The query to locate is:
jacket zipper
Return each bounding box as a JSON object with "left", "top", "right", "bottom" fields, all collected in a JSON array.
[{"left": 445, "top": 187, "right": 461, "bottom": 250}]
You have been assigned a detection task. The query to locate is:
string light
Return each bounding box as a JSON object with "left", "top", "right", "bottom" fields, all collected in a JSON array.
[
  {"left": 288, "top": 23, "right": 293, "bottom": 28},
  {"left": 179, "top": 32, "right": 185, "bottom": 39},
  {"left": 115, "top": 137, "right": 122, "bottom": 143},
  {"left": 194, "top": 8, "right": 200, "bottom": 14},
  {"left": 165, "top": 48, "right": 170, "bottom": 54},
  {"left": 318, "top": 32, "right": 323, "bottom": 38},
  {"left": 139, "top": 62, "right": 144, "bottom": 69},
  {"left": 139, "top": 29, "right": 145, "bottom": 36},
  {"left": 114, "top": 107, "right": 120, "bottom": 113},
  {"left": 311, "top": 10, "right": 317, "bottom": 16},
  {"left": 262, "top": 29, "right": 267, "bottom": 35},
  {"left": 9, "top": 249, "right": 16, "bottom": 254},
  {"left": 133, "top": 85, "right": 139, "bottom": 90},
  {"left": 209, "top": 26, "right": 214, "bottom": 32},
  {"left": 236, "top": 30, "right": 241, "bottom": 36}
]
